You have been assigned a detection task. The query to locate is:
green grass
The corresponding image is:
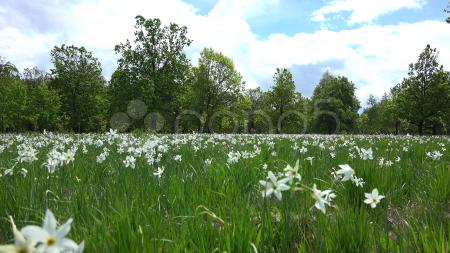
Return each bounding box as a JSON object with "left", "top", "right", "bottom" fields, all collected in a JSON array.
[{"left": 0, "top": 134, "right": 449, "bottom": 252}]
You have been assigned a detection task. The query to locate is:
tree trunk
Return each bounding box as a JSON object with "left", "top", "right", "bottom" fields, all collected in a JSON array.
[
  {"left": 418, "top": 122, "right": 423, "bottom": 136},
  {"left": 395, "top": 120, "right": 400, "bottom": 135},
  {"left": 432, "top": 124, "right": 437, "bottom": 135}
]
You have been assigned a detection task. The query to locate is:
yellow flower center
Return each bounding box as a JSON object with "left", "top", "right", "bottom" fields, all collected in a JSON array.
[
  {"left": 47, "top": 237, "right": 57, "bottom": 246},
  {"left": 18, "top": 249, "right": 28, "bottom": 253}
]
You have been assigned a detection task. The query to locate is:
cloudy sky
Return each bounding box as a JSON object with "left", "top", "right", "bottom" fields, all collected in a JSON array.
[{"left": 1, "top": 0, "right": 449, "bottom": 105}]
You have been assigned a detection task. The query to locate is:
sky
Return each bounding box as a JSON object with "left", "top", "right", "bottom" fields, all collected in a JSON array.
[{"left": 1, "top": 0, "right": 449, "bottom": 106}]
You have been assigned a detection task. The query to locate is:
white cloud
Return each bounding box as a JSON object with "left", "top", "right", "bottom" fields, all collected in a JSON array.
[
  {"left": 0, "top": 0, "right": 449, "bottom": 104},
  {"left": 311, "top": 0, "right": 426, "bottom": 25}
]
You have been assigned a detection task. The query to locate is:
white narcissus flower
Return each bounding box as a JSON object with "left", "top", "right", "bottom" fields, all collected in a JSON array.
[
  {"left": 364, "top": 188, "right": 385, "bottom": 208},
  {"left": 153, "top": 167, "right": 165, "bottom": 178},
  {"left": 0, "top": 216, "right": 36, "bottom": 253},
  {"left": 20, "top": 210, "right": 82, "bottom": 253},
  {"left": 305, "top": 157, "right": 314, "bottom": 165},
  {"left": 259, "top": 171, "right": 290, "bottom": 201},
  {"left": 336, "top": 164, "right": 354, "bottom": 182},
  {"left": 283, "top": 160, "right": 301, "bottom": 184},
  {"left": 311, "top": 184, "right": 335, "bottom": 214}
]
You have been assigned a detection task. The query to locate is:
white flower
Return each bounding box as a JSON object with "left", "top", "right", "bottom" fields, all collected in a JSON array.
[
  {"left": 351, "top": 176, "right": 365, "bottom": 187},
  {"left": 299, "top": 147, "right": 308, "bottom": 154},
  {"left": 311, "top": 184, "right": 335, "bottom": 214},
  {"left": 283, "top": 160, "right": 301, "bottom": 184},
  {"left": 123, "top": 155, "right": 136, "bottom": 169},
  {"left": 0, "top": 216, "right": 36, "bottom": 253},
  {"left": 204, "top": 159, "right": 212, "bottom": 166},
  {"left": 359, "top": 147, "right": 373, "bottom": 160},
  {"left": 426, "top": 151, "right": 443, "bottom": 161},
  {"left": 19, "top": 168, "right": 28, "bottom": 178},
  {"left": 174, "top": 155, "right": 182, "bottom": 162},
  {"left": 364, "top": 188, "right": 385, "bottom": 208},
  {"left": 378, "top": 158, "right": 384, "bottom": 166},
  {"left": 4, "top": 168, "right": 14, "bottom": 176},
  {"left": 259, "top": 171, "right": 290, "bottom": 201},
  {"left": 153, "top": 167, "right": 165, "bottom": 178},
  {"left": 17, "top": 146, "right": 38, "bottom": 164},
  {"left": 96, "top": 153, "right": 106, "bottom": 164},
  {"left": 335, "top": 164, "right": 354, "bottom": 182},
  {"left": 20, "top": 210, "right": 83, "bottom": 253},
  {"left": 305, "top": 156, "right": 314, "bottom": 165}
]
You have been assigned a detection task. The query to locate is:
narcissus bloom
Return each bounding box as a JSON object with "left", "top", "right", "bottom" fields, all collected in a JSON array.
[
  {"left": 0, "top": 216, "right": 36, "bottom": 253},
  {"left": 364, "top": 188, "right": 385, "bottom": 208},
  {"left": 311, "top": 184, "right": 335, "bottom": 214},
  {"left": 336, "top": 164, "right": 354, "bottom": 182},
  {"left": 20, "top": 210, "right": 83, "bottom": 253},
  {"left": 259, "top": 171, "right": 290, "bottom": 201}
]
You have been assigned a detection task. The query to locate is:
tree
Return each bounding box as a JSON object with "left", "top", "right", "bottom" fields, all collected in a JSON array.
[
  {"left": 312, "top": 72, "right": 360, "bottom": 134},
  {"left": 395, "top": 45, "right": 450, "bottom": 135},
  {"left": 50, "top": 45, "right": 109, "bottom": 132},
  {"left": 246, "top": 87, "right": 265, "bottom": 133},
  {"left": 113, "top": 15, "right": 192, "bottom": 132},
  {"left": 0, "top": 57, "right": 19, "bottom": 79},
  {"left": 0, "top": 59, "right": 26, "bottom": 131},
  {"left": 361, "top": 95, "right": 380, "bottom": 133},
  {"left": 27, "top": 84, "right": 63, "bottom": 131},
  {"left": 266, "top": 68, "right": 298, "bottom": 133},
  {"left": 192, "top": 48, "right": 243, "bottom": 133},
  {"left": 0, "top": 78, "right": 28, "bottom": 131},
  {"left": 22, "top": 67, "right": 50, "bottom": 88}
]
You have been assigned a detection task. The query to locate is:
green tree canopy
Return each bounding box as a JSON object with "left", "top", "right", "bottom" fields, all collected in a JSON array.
[
  {"left": 312, "top": 72, "right": 360, "bottom": 134},
  {"left": 395, "top": 44, "right": 450, "bottom": 135},
  {"left": 266, "top": 68, "right": 299, "bottom": 133},
  {"left": 112, "top": 15, "right": 192, "bottom": 132},
  {"left": 192, "top": 48, "right": 243, "bottom": 133},
  {"left": 50, "top": 44, "right": 109, "bottom": 132}
]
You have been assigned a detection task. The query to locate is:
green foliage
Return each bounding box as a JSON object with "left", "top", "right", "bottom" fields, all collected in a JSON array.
[
  {"left": 27, "top": 84, "right": 64, "bottom": 131},
  {"left": 0, "top": 134, "right": 448, "bottom": 252},
  {"left": 192, "top": 48, "right": 243, "bottom": 133},
  {"left": 265, "top": 68, "right": 303, "bottom": 133},
  {"left": 312, "top": 72, "right": 360, "bottom": 134},
  {"left": 50, "top": 44, "right": 109, "bottom": 132},
  {"left": 395, "top": 45, "right": 450, "bottom": 135},
  {"left": 113, "top": 15, "right": 192, "bottom": 132},
  {"left": 0, "top": 77, "right": 28, "bottom": 131}
]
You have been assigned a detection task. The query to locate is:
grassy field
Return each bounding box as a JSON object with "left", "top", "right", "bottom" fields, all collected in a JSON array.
[{"left": 0, "top": 133, "right": 449, "bottom": 252}]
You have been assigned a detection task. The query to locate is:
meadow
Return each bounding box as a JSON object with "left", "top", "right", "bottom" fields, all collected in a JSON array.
[{"left": 0, "top": 132, "right": 449, "bottom": 252}]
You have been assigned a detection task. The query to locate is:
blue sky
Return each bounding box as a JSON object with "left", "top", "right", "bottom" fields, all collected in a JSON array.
[
  {"left": 0, "top": 0, "right": 449, "bottom": 105},
  {"left": 185, "top": 0, "right": 447, "bottom": 36}
]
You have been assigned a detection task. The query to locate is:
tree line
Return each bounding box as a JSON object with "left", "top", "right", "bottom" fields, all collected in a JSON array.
[{"left": 1, "top": 15, "right": 449, "bottom": 135}]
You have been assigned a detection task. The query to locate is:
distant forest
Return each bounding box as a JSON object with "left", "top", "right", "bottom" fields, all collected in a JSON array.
[{"left": 1, "top": 15, "right": 450, "bottom": 135}]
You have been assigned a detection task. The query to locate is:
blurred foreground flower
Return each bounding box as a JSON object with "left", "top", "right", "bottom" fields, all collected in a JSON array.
[{"left": 0, "top": 210, "right": 84, "bottom": 253}]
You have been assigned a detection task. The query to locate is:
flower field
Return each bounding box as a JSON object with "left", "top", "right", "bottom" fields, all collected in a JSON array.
[{"left": 0, "top": 132, "right": 449, "bottom": 252}]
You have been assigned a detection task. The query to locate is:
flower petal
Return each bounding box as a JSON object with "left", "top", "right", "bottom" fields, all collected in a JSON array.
[
  {"left": 274, "top": 191, "right": 282, "bottom": 201},
  {"left": 76, "top": 241, "right": 85, "bottom": 253},
  {"left": 56, "top": 218, "right": 73, "bottom": 240},
  {"left": 44, "top": 210, "right": 57, "bottom": 233},
  {"left": 21, "top": 225, "right": 50, "bottom": 242},
  {"left": 59, "top": 238, "right": 79, "bottom": 250},
  {"left": 0, "top": 245, "right": 18, "bottom": 253}
]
